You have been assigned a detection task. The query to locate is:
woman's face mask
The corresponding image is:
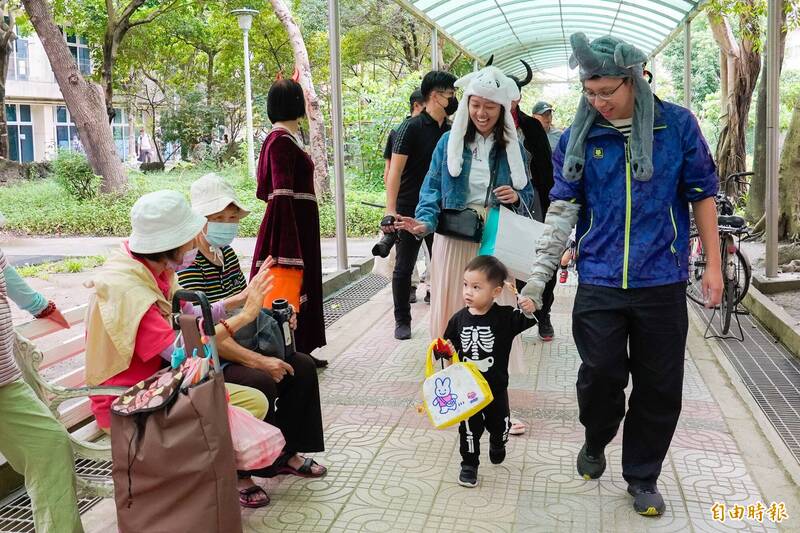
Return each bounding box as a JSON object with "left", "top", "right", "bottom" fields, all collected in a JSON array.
[
  {"left": 205, "top": 222, "right": 239, "bottom": 248},
  {"left": 169, "top": 248, "right": 198, "bottom": 271}
]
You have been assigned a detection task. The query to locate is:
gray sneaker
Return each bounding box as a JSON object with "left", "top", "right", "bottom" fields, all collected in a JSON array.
[
  {"left": 627, "top": 485, "right": 666, "bottom": 516},
  {"left": 576, "top": 443, "right": 606, "bottom": 480}
]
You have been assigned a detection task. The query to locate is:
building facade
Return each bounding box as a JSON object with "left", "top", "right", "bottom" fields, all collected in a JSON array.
[{"left": 5, "top": 29, "right": 135, "bottom": 163}]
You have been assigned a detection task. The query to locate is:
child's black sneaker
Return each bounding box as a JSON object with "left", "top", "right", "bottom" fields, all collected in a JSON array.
[
  {"left": 458, "top": 465, "right": 478, "bottom": 488},
  {"left": 489, "top": 443, "right": 506, "bottom": 464},
  {"left": 627, "top": 484, "right": 666, "bottom": 516},
  {"left": 576, "top": 443, "right": 606, "bottom": 480}
]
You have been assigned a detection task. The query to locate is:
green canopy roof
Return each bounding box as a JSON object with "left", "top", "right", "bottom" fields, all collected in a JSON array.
[{"left": 395, "top": 0, "right": 708, "bottom": 76}]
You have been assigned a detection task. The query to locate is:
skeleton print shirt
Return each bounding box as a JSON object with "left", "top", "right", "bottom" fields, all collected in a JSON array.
[{"left": 443, "top": 304, "right": 536, "bottom": 389}]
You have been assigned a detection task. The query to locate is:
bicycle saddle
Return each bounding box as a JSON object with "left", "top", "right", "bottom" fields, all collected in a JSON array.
[{"left": 717, "top": 215, "right": 746, "bottom": 228}]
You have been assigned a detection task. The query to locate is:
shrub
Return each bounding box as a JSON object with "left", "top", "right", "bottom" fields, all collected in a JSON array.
[
  {"left": 51, "top": 150, "right": 100, "bottom": 201},
  {"left": 139, "top": 162, "right": 166, "bottom": 173}
]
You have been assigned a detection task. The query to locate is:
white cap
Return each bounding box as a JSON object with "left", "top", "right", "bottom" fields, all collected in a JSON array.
[
  {"left": 190, "top": 173, "right": 251, "bottom": 218},
  {"left": 129, "top": 190, "right": 206, "bottom": 254}
]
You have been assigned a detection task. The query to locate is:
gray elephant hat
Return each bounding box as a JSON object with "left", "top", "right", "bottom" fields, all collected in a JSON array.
[{"left": 563, "top": 32, "right": 654, "bottom": 182}]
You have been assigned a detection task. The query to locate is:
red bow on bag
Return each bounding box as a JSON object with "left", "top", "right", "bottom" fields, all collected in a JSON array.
[{"left": 432, "top": 338, "right": 455, "bottom": 361}]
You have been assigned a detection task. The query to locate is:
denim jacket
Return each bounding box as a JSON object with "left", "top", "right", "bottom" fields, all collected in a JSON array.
[{"left": 415, "top": 131, "right": 535, "bottom": 234}]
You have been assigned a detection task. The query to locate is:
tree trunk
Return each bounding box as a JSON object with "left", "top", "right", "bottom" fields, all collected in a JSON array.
[
  {"left": 709, "top": 10, "right": 761, "bottom": 189},
  {"left": 270, "top": 0, "right": 330, "bottom": 197},
  {"left": 23, "top": 0, "right": 127, "bottom": 192},
  {"left": 778, "top": 102, "right": 800, "bottom": 241},
  {"left": 749, "top": 7, "right": 787, "bottom": 223},
  {"left": 102, "top": 25, "right": 119, "bottom": 123}
]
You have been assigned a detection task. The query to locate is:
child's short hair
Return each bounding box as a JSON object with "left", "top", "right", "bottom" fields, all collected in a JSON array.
[{"left": 465, "top": 255, "right": 508, "bottom": 287}]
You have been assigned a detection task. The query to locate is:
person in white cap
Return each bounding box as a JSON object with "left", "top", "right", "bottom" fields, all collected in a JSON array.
[
  {"left": 83, "top": 189, "right": 275, "bottom": 508},
  {"left": 179, "top": 174, "right": 328, "bottom": 488}
]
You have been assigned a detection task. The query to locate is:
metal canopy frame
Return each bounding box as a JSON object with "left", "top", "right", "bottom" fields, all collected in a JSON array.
[{"left": 392, "top": 0, "right": 708, "bottom": 77}]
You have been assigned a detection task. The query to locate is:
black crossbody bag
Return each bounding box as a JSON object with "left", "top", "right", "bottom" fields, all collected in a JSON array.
[{"left": 435, "top": 155, "right": 498, "bottom": 243}]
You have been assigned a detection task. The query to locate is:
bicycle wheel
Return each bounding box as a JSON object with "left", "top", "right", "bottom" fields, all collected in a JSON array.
[
  {"left": 686, "top": 233, "right": 706, "bottom": 305},
  {"left": 732, "top": 247, "right": 751, "bottom": 306},
  {"left": 721, "top": 277, "right": 735, "bottom": 334}
]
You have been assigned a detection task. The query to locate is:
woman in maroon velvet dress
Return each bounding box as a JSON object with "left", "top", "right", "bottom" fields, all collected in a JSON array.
[{"left": 252, "top": 79, "right": 327, "bottom": 365}]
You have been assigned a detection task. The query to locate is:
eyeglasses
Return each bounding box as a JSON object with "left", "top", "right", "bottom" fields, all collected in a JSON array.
[{"left": 582, "top": 79, "right": 627, "bottom": 101}]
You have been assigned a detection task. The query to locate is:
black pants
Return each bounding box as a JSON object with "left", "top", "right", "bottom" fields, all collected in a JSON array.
[
  {"left": 393, "top": 230, "right": 433, "bottom": 325},
  {"left": 572, "top": 283, "right": 688, "bottom": 487},
  {"left": 223, "top": 351, "right": 324, "bottom": 454},
  {"left": 516, "top": 271, "right": 556, "bottom": 318},
  {"left": 458, "top": 388, "right": 510, "bottom": 467}
]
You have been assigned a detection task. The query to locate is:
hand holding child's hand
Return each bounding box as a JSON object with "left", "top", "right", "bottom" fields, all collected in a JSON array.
[{"left": 518, "top": 296, "right": 536, "bottom": 315}]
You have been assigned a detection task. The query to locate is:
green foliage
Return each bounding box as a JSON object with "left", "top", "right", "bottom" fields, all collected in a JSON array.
[
  {"left": 0, "top": 169, "right": 383, "bottom": 238},
  {"left": 17, "top": 256, "right": 107, "bottom": 279},
  {"left": 160, "top": 91, "right": 224, "bottom": 159},
  {"left": 340, "top": 73, "right": 423, "bottom": 193},
  {"left": 661, "top": 17, "right": 721, "bottom": 111},
  {"left": 51, "top": 150, "right": 100, "bottom": 201}
]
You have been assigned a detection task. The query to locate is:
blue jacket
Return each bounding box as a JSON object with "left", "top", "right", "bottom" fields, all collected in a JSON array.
[
  {"left": 416, "top": 131, "right": 536, "bottom": 233},
  {"left": 551, "top": 99, "right": 718, "bottom": 289}
]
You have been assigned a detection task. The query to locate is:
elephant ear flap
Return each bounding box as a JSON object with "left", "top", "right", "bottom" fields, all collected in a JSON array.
[
  {"left": 569, "top": 32, "right": 598, "bottom": 71},
  {"left": 614, "top": 42, "right": 647, "bottom": 69},
  {"left": 568, "top": 53, "right": 579, "bottom": 70}
]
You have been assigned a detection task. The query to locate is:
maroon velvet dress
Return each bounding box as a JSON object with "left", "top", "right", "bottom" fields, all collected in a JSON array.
[{"left": 251, "top": 128, "right": 326, "bottom": 354}]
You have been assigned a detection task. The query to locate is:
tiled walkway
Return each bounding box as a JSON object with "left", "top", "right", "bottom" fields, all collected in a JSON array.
[{"left": 84, "top": 283, "right": 792, "bottom": 532}]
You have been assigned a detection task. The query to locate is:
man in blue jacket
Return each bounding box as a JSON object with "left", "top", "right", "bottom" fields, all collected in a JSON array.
[{"left": 522, "top": 33, "right": 723, "bottom": 516}]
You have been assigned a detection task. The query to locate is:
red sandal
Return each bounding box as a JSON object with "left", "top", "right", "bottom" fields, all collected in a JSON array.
[{"left": 238, "top": 485, "right": 270, "bottom": 508}]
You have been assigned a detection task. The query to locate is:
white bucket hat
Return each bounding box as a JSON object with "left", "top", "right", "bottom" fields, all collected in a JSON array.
[
  {"left": 190, "top": 173, "right": 251, "bottom": 218},
  {"left": 129, "top": 190, "right": 206, "bottom": 254}
]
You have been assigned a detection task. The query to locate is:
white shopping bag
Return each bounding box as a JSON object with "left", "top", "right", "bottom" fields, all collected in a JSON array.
[{"left": 478, "top": 205, "right": 548, "bottom": 280}]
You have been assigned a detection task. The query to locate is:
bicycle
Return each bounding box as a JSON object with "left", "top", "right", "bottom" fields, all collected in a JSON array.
[{"left": 686, "top": 172, "right": 753, "bottom": 335}]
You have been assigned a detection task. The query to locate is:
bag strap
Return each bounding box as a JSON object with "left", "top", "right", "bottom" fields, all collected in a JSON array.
[
  {"left": 425, "top": 339, "right": 461, "bottom": 377},
  {"left": 483, "top": 149, "right": 500, "bottom": 209}
]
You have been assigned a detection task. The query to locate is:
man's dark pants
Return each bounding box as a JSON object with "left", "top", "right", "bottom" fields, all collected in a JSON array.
[
  {"left": 571, "top": 282, "right": 688, "bottom": 487},
  {"left": 393, "top": 228, "right": 433, "bottom": 325}
]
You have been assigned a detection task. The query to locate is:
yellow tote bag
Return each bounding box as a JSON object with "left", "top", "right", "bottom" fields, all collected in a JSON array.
[{"left": 422, "top": 339, "right": 494, "bottom": 429}]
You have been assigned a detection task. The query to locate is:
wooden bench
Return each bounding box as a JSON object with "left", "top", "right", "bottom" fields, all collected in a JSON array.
[{"left": 10, "top": 304, "right": 124, "bottom": 499}]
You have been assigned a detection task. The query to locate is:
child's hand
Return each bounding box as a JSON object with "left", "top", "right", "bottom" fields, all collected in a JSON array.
[{"left": 518, "top": 296, "right": 536, "bottom": 315}]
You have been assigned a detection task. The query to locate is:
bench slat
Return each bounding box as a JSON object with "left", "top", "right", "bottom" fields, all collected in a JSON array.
[
  {"left": 16, "top": 305, "right": 87, "bottom": 341},
  {"left": 41, "top": 336, "right": 85, "bottom": 370},
  {"left": 53, "top": 367, "right": 85, "bottom": 389},
  {"left": 59, "top": 399, "right": 93, "bottom": 430}
]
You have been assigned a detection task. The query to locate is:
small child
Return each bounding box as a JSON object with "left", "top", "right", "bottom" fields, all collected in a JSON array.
[{"left": 443, "top": 255, "right": 537, "bottom": 488}]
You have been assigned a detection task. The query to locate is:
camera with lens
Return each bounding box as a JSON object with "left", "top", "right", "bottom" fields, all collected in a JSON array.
[{"left": 372, "top": 215, "right": 398, "bottom": 258}]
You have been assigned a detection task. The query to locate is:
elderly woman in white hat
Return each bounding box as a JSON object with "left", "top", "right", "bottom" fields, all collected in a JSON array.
[
  {"left": 84, "top": 189, "right": 274, "bottom": 507},
  {"left": 178, "top": 174, "right": 328, "bottom": 488}
]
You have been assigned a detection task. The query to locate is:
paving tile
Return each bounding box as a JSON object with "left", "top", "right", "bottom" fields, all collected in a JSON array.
[{"left": 328, "top": 504, "right": 429, "bottom": 533}]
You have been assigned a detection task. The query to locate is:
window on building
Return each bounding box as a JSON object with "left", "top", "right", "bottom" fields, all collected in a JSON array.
[
  {"left": 7, "top": 37, "right": 29, "bottom": 81},
  {"left": 56, "top": 105, "right": 130, "bottom": 161},
  {"left": 54, "top": 105, "right": 78, "bottom": 152},
  {"left": 6, "top": 104, "right": 34, "bottom": 162},
  {"left": 112, "top": 109, "right": 130, "bottom": 160},
  {"left": 65, "top": 32, "right": 91, "bottom": 75}
]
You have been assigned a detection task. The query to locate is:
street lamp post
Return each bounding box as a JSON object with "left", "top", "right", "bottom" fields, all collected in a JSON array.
[{"left": 232, "top": 8, "right": 259, "bottom": 179}]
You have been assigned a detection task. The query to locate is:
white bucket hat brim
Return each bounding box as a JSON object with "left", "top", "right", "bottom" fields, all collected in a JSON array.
[
  {"left": 190, "top": 173, "right": 251, "bottom": 218},
  {"left": 129, "top": 190, "right": 207, "bottom": 254}
]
